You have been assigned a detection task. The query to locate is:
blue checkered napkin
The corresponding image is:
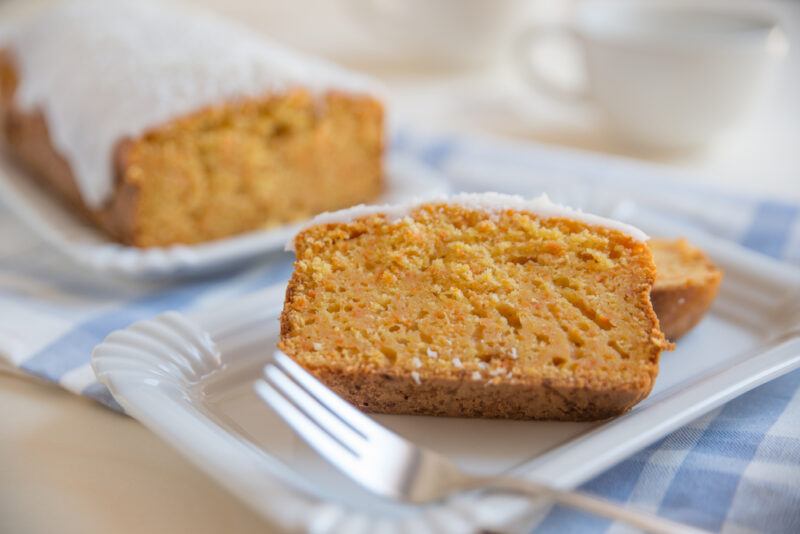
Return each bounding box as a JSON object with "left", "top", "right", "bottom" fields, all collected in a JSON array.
[
  {"left": 392, "top": 130, "right": 800, "bottom": 534},
  {"left": 0, "top": 128, "right": 798, "bottom": 532}
]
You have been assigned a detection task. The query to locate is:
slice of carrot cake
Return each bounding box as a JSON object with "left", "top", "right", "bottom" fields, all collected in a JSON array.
[
  {"left": 650, "top": 238, "right": 723, "bottom": 340},
  {"left": 279, "top": 193, "right": 672, "bottom": 421}
]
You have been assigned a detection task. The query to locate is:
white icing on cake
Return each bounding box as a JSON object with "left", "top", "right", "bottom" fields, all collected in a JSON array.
[
  {"left": 5, "top": 0, "right": 379, "bottom": 208},
  {"left": 286, "top": 192, "right": 648, "bottom": 251}
]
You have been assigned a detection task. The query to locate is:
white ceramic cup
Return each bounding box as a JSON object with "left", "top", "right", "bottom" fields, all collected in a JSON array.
[{"left": 515, "top": 1, "right": 788, "bottom": 150}]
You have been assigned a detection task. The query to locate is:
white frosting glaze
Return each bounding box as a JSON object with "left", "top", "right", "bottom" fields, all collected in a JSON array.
[
  {"left": 5, "top": 0, "right": 378, "bottom": 208},
  {"left": 286, "top": 192, "right": 648, "bottom": 251}
]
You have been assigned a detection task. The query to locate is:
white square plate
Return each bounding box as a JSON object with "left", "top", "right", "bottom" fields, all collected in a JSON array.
[
  {"left": 0, "top": 154, "right": 448, "bottom": 279},
  {"left": 91, "top": 205, "right": 800, "bottom": 533}
]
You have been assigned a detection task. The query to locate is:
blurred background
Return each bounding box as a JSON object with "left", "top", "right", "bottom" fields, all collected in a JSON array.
[{"left": 1, "top": 0, "right": 798, "bottom": 199}]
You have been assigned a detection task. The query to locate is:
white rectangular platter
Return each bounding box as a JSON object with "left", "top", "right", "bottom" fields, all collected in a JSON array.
[{"left": 92, "top": 207, "right": 800, "bottom": 534}]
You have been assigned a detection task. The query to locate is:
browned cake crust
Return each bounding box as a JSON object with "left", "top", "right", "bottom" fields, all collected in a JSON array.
[
  {"left": 0, "top": 50, "right": 384, "bottom": 247},
  {"left": 0, "top": 50, "right": 137, "bottom": 242},
  {"left": 280, "top": 203, "right": 671, "bottom": 421},
  {"left": 311, "top": 367, "right": 651, "bottom": 420},
  {"left": 650, "top": 238, "right": 723, "bottom": 340}
]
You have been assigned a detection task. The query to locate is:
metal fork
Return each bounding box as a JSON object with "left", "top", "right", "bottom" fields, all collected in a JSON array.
[{"left": 255, "top": 351, "right": 708, "bottom": 533}]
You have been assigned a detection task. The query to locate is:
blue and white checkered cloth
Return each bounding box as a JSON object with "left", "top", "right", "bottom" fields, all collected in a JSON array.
[{"left": 1, "top": 129, "right": 798, "bottom": 533}]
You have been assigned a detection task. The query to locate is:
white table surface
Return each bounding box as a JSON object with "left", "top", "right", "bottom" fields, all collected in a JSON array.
[{"left": 1, "top": 1, "right": 798, "bottom": 533}]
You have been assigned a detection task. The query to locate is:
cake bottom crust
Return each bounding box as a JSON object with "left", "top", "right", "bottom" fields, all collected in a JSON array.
[{"left": 313, "top": 368, "right": 650, "bottom": 421}]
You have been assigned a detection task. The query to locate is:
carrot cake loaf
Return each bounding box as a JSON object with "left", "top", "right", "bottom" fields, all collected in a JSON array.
[
  {"left": 0, "top": 1, "right": 384, "bottom": 247},
  {"left": 650, "top": 238, "right": 723, "bottom": 340},
  {"left": 279, "top": 193, "right": 672, "bottom": 421}
]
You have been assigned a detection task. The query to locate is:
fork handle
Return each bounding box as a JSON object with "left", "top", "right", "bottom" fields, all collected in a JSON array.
[{"left": 476, "top": 476, "right": 709, "bottom": 534}]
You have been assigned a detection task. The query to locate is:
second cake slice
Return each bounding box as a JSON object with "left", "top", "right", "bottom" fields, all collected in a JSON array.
[{"left": 280, "top": 193, "right": 671, "bottom": 421}]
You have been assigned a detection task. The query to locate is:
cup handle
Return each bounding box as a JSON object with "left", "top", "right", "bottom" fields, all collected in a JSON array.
[{"left": 513, "top": 25, "right": 590, "bottom": 104}]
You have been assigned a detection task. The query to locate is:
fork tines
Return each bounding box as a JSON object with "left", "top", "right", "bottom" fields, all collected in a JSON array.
[{"left": 254, "top": 351, "right": 387, "bottom": 464}]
